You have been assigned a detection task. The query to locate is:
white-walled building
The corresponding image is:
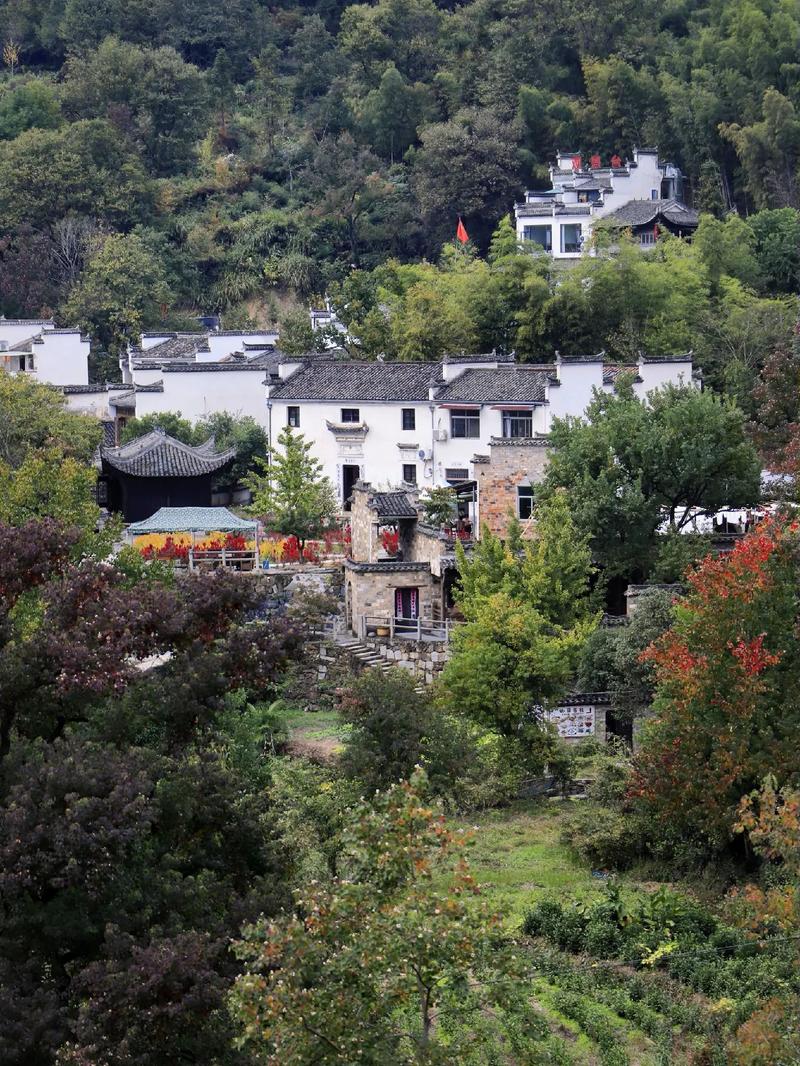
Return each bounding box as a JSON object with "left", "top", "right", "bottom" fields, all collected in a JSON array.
[
  {"left": 0, "top": 318, "right": 90, "bottom": 386},
  {"left": 266, "top": 352, "right": 697, "bottom": 505},
  {"left": 514, "top": 148, "right": 697, "bottom": 258}
]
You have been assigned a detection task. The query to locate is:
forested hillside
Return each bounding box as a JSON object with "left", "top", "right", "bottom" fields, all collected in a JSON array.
[{"left": 1, "top": 0, "right": 799, "bottom": 376}]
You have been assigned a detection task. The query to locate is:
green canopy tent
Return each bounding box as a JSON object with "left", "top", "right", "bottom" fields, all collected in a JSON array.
[
  {"left": 127, "top": 506, "right": 258, "bottom": 535},
  {"left": 126, "top": 507, "right": 260, "bottom": 569}
]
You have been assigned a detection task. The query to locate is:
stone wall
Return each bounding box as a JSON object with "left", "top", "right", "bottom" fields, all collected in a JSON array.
[
  {"left": 476, "top": 439, "right": 551, "bottom": 539},
  {"left": 362, "top": 635, "right": 450, "bottom": 685},
  {"left": 348, "top": 482, "right": 379, "bottom": 561},
  {"left": 344, "top": 563, "right": 436, "bottom": 630}
]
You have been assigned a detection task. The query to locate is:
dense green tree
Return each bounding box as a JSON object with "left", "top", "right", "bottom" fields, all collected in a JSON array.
[
  {"left": 577, "top": 588, "right": 678, "bottom": 722},
  {"left": 748, "top": 208, "right": 800, "bottom": 294},
  {"left": 0, "top": 368, "right": 101, "bottom": 469},
  {"left": 411, "top": 108, "right": 521, "bottom": 250},
  {"left": 543, "top": 380, "right": 762, "bottom": 578},
  {"left": 61, "top": 37, "right": 208, "bottom": 175},
  {"left": 0, "top": 119, "right": 153, "bottom": 230},
  {"left": 440, "top": 494, "right": 597, "bottom": 750},
  {"left": 195, "top": 411, "right": 269, "bottom": 488},
  {"left": 120, "top": 410, "right": 196, "bottom": 445},
  {"left": 63, "top": 232, "right": 173, "bottom": 355},
  {"left": 232, "top": 771, "right": 541, "bottom": 1065},
  {"left": 0, "top": 76, "right": 61, "bottom": 139}
]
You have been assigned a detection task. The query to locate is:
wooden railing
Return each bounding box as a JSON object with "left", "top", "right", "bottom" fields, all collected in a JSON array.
[
  {"left": 186, "top": 549, "right": 258, "bottom": 572},
  {"left": 360, "top": 614, "right": 460, "bottom": 642}
]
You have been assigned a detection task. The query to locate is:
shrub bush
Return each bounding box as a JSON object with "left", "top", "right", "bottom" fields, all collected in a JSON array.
[{"left": 561, "top": 806, "right": 646, "bottom": 869}]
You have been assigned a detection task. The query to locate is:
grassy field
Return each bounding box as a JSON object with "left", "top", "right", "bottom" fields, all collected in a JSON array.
[{"left": 454, "top": 799, "right": 601, "bottom": 927}]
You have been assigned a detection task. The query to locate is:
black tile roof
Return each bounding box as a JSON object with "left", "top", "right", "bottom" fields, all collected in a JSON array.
[
  {"left": 136, "top": 334, "right": 211, "bottom": 361},
  {"left": 0, "top": 317, "right": 54, "bottom": 325},
  {"left": 488, "top": 436, "right": 551, "bottom": 447},
  {"left": 344, "top": 560, "right": 430, "bottom": 573},
  {"left": 161, "top": 361, "right": 270, "bottom": 373},
  {"left": 605, "top": 199, "right": 699, "bottom": 229},
  {"left": 435, "top": 367, "right": 548, "bottom": 404},
  {"left": 269, "top": 361, "right": 442, "bottom": 401},
  {"left": 60, "top": 384, "right": 108, "bottom": 394},
  {"left": 101, "top": 430, "right": 235, "bottom": 478},
  {"left": 369, "top": 491, "right": 418, "bottom": 518},
  {"left": 442, "top": 351, "right": 515, "bottom": 363}
]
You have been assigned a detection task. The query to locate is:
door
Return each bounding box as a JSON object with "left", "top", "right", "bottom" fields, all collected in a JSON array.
[
  {"left": 395, "top": 588, "right": 419, "bottom": 631},
  {"left": 342, "top": 464, "right": 360, "bottom": 511}
]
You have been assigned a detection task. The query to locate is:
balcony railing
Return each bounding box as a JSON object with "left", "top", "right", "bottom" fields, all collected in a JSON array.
[{"left": 360, "top": 614, "right": 461, "bottom": 643}]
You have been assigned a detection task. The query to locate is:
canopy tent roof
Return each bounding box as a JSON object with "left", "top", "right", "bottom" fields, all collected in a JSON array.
[{"left": 127, "top": 506, "right": 258, "bottom": 534}]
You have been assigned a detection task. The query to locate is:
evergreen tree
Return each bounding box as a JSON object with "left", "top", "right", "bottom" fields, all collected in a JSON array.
[{"left": 247, "top": 427, "right": 337, "bottom": 547}]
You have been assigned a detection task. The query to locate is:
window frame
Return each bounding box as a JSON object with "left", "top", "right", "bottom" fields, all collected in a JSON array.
[
  {"left": 287, "top": 405, "right": 300, "bottom": 428},
  {"left": 517, "top": 485, "right": 535, "bottom": 520},
  {"left": 340, "top": 407, "right": 361, "bottom": 423},
  {"left": 449, "top": 408, "right": 480, "bottom": 439},
  {"left": 561, "top": 223, "right": 582, "bottom": 254},
  {"left": 401, "top": 408, "right": 416, "bottom": 431},
  {"left": 402, "top": 463, "right": 417, "bottom": 484},
  {"left": 501, "top": 410, "right": 533, "bottom": 439},
  {"left": 523, "top": 225, "right": 552, "bottom": 251}
]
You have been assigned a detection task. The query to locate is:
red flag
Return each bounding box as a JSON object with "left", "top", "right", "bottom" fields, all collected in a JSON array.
[
  {"left": 571, "top": 155, "right": 582, "bottom": 171},
  {"left": 456, "top": 217, "right": 469, "bottom": 244}
]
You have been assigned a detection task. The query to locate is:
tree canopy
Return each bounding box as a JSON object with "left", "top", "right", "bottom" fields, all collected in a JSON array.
[{"left": 542, "top": 379, "right": 761, "bottom": 579}]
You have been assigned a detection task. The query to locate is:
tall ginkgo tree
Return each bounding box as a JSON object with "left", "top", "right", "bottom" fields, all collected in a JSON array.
[{"left": 247, "top": 426, "right": 338, "bottom": 548}]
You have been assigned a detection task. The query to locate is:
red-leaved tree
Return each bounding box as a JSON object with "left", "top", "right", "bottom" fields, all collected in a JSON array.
[{"left": 630, "top": 519, "right": 800, "bottom": 847}]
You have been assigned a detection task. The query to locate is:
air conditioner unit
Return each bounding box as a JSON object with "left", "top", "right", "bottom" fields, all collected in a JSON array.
[
  {"left": 417, "top": 448, "right": 432, "bottom": 461},
  {"left": 433, "top": 429, "right": 448, "bottom": 442}
]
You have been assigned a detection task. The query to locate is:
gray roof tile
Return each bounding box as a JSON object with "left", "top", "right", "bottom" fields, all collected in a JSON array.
[
  {"left": 269, "top": 361, "right": 442, "bottom": 401},
  {"left": 101, "top": 430, "right": 235, "bottom": 478},
  {"left": 435, "top": 367, "right": 548, "bottom": 404},
  {"left": 369, "top": 491, "right": 418, "bottom": 518},
  {"left": 605, "top": 198, "right": 699, "bottom": 228}
]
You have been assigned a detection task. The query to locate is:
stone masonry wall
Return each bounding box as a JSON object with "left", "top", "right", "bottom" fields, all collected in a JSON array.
[
  {"left": 476, "top": 440, "right": 551, "bottom": 539},
  {"left": 362, "top": 635, "right": 450, "bottom": 685},
  {"left": 345, "top": 566, "right": 435, "bottom": 629}
]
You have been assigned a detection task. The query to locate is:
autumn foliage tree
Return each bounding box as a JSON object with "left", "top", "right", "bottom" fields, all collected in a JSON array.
[
  {"left": 630, "top": 519, "right": 800, "bottom": 848},
  {"left": 231, "top": 771, "right": 542, "bottom": 1065},
  {"left": 0, "top": 517, "right": 303, "bottom": 1063}
]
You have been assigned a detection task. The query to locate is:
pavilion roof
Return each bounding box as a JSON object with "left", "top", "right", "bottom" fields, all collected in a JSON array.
[{"left": 127, "top": 507, "right": 257, "bottom": 533}]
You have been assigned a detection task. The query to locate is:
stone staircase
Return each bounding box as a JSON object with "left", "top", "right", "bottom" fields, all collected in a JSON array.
[
  {"left": 333, "top": 633, "right": 394, "bottom": 674},
  {"left": 332, "top": 632, "right": 428, "bottom": 692}
]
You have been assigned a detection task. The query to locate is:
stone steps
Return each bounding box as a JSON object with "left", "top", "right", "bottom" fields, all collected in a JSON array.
[{"left": 333, "top": 634, "right": 427, "bottom": 692}]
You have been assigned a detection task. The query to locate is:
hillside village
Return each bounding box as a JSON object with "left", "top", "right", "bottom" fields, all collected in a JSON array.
[{"left": 3, "top": 0, "right": 800, "bottom": 1058}]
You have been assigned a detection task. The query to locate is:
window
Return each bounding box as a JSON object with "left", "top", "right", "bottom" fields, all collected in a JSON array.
[
  {"left": 287, "top": 406, "right": 300, "bottom": 427},
  {"left": 561, "top": 223, "right": 582, "bottom": 253},
  {"left": 445, "top": 467, "right": 469, "bottom": 483},
  {"left": 518, "top": 485, "right": 535, "bottom": 520},
  {"left": 522, "top": 225, "right": 552, "bottom": 251},
  {"left": 577, "top": 190, "right": 600, "bottom": 203},
  {"left": 402, "top": 463, "right": 417, "bottom": 484},
  {"left": 639, "top": 231, "right": 656, "bottom": 246},
  {"left": 401, "top": 408, "right": 416, "bottom": 431},
  {"left": 651, "top": 189, "right": 659, "bottom": 200},
  {"left": 502, "top": 410, "right": 533, "bottom": 438},
  {"left": 450, "top": 408, "right": 480, "bottom": 438},
  {"left": 341, "top": 408, "right": 360, "bottom": 423}
]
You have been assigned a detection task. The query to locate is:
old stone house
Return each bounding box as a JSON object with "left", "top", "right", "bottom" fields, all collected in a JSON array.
[{"left": 343, "top": 482, "right": 462, "bottom": 638}]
